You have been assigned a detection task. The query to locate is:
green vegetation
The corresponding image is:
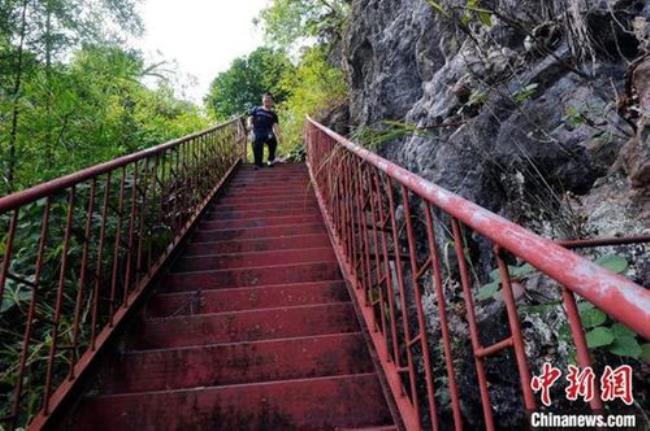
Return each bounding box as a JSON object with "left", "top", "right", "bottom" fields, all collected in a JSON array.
[
  {"left": 258, "top": 0, "right": 348, "bottom": 49},
  {"left": 204, "top": 47, "right": 295, "bottom": 120},
  {"left": 277, "top": 46, "right": 347, "bottom": 156},
  {"left": 577, "top": 302, "right": 648, "bottom": 360},
  {"left": 0, "top": 0, "right": 208, "bottom": 195},
  {"left": 0, "top": 2, "right": 353, "bottom": 422},
  {"left": 206, "top": 0, "right": 350, "bottom": 158},
  {"left": 478, "top": 253, "right": 650, "bottom": 363}
]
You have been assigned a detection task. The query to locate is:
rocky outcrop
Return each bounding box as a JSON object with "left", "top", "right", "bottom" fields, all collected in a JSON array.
[
  {"left": 341, "top": 0, "right": 650, "bottom": 427},
  {"left": 343, "top": 0, "right": 650, "bottom": 238}
]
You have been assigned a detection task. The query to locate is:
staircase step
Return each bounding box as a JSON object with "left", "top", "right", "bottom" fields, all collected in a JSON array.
[
  {"left": 213, "top": 196, "right": 318, "bottom": 209},
  {"left": 227, "top": 183, "right": 311, "bottom": 192},
  {"left": 76, "top": 374, "right": 393, "bottom": 431},
  {"left": 132, "top": 302, "right": 358, "bottom": 349},
  {"left": 173, "top": 247, "right": 336, "bottom": 272},
  {"left": 205, "top": 207, "right": 321, "bottom": 221},
  {"left": 162, "top": 262, "right": 341, "bottom": 292},
  {"left": 146, "top": 280, "right": 348, "bottom": 317},
  {"left": 184, "top": 234, "right": 330, "bottom": 255},
  {"left": 223, "top": 185, "right": 313, "bottom": 195},
  {"left": 235, "top": 165, "right": 307, "bottom": 172},
  {"left": 194, "top": 222, "right": 326, "bottom": 242},
  {"left": 105, "top": 333, "right": 372, "bottom": 394},
  {"left": 228, "top": 179, "right": 309, "bottom": 186},
  {"left": 216, "top": 193, "right": 316, "bottom": 207},
  {"left": 339, "top": 427, "right": 399, "bottom": 431},
  {"left": 209, "top": 200, "right": 319, "bottom": 212},
  {"left": 199, "top": 213, "right": 322, "bottom": 230},
  {"left": 235, "top": 170, "right": 309, "bottom": 178}
]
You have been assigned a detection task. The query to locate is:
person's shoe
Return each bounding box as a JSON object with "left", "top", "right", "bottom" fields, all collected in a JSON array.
[
  {"left": 254, "top": 164, "right": 264, "bottom": 170},
  {"left": 267, "top": 160, "right": 277, "bottom": 167}
]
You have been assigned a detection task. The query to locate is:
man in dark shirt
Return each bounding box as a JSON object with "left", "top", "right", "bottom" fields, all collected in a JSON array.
[{"left": 247, "top": 93, "right": 282, "bottom": 168}]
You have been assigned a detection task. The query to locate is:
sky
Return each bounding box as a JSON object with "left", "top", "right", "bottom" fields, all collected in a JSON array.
[{"left": 133, "top": 0, "right": 269, "bottom": 104}]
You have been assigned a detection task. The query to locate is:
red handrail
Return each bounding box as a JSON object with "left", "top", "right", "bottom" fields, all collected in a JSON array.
[
  {"left": 0, "top": 117, "right": 247, "bottom": 430},
  {"left": 305, "top": 116, "right": 649, "bottom": 431},
  {"left": 307, "top": 118, "right": 650, "bottom": 336}
]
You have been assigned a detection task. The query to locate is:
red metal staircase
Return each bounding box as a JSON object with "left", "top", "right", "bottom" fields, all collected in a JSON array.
[
  {"left": 70, "top": 164, "right": 398, "bottom": 430},
  {"left": 1, "top": 117, "right": 649, "bottom": 431}
]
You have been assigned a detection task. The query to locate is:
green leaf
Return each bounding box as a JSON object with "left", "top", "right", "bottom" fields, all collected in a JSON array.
[
  {"left": 489, "top": 263, "right": 536, "bottom": 281},
  {"left": 641, "top": 344, "right": 650, "bottom": 364},
  {"left": 477, "top": 281, "right": 499, "bottom": 301},
  {"left": 426, "top": 0, "right": 450, "bottom": 17},
  {"left": 488, "top": 265, "right": 518, "bottom": 280},
  {"left": 610, "top": 323, "right": 637, "bottom": 338},
  {"left": 585, "top": 327, "right": 614, "bottom": 348},
  {"left": 557, "top": 323, "right": 572, "bottom": 342},
  {"left": 580, "top": 307, "right": 606, "bottom": 328},
  {"left": 607, "top": 336, "right": 642, "bottom": 358},
  {"left": 1, "top": 298, "right": 12, "bottom": 313},
  {"left": 577, "top": 301, "right": 594, "bottom": 312},
  {"left": 520, "top": 302, "right": 560, "bottom": 314},
  {"left": 510, "top": 263, "right": 536, "bottom": 278},
  {"left": 477, "top": 10, "right": 493, "bottom": 26},
  {"left": 594, "top": 254, "right": 628, "bottom": 274}
]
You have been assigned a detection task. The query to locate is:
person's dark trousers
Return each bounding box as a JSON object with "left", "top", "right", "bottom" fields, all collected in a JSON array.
[{"left": 253, "top": 135, "right": 278, "bottom": 167}]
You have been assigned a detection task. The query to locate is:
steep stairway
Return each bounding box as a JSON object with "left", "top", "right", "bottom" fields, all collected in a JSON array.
[{"left": 72, "top": 164, "right": 397, "bottom": 430}]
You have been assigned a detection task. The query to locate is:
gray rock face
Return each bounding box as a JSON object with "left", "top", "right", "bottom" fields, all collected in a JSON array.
[
  {"left": 343, "top": 0, "right": 648, "bottom": 233},
  {"left": 341, "top": 0, "right": 650, "bottom": 428}
]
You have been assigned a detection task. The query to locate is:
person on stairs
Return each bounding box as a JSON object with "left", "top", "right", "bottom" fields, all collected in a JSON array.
[{"left": 247, "top": 92, "right": 282, "bottom": 169}]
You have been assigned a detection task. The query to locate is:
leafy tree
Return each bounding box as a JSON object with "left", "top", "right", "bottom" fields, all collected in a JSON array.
[
  {"left": 0, "top": 0, "right": 143, "bottom": 192},
  {"left": 276, "top": 46, "right": 347, "bottom": 154},
  {"left": 204, "top": 47, "right": 294, "bottom": 120},
  {"left": 257, "top": 0, "right": 349, "bottom": 49}
]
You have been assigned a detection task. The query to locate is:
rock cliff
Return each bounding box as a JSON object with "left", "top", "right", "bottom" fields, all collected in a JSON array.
[
  {"left": 343, "top": 0, "right": 650, "bottom": 243},
  {"left": 339, "top": 1, "right": 650, "bottom": 427}
]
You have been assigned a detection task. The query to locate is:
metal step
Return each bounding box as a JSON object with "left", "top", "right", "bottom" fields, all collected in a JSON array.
[
  {"left": 173, "top": 247, "right": 337, "bottom": 272},
  {"left": 146, "top": 280, "right": 348, "bottom": 317},
  {"left": 131, "top": 302, "right": 359, "bottom": 349},
  {"left": 162, "top": 261, "right": 342, "bottom": 292},
  {"left": 76, "top": 374, "right": 393, "bottom": 431},
  {"left": 103, "top": 332, "right": 372, "bottom": 393}
]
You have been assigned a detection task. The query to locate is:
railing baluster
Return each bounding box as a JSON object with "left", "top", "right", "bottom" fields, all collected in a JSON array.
[
  {"left": 0, "top": 209, "right": 19, "bottom": 302},
  {"left": 373, "top": 172, "right": 400, "bottom": 366},
  {"left": 451, "top": 219, "right": 495, "bottom": 431},
  {"left": 43, "top": 187, "right": 76, "bottom": 415},
  {"left": 137, "top": 156, "right": 157, "bottom": 286},
  {"left": 365, "top": 168, "right": 387, "bottom": 336},
  {"left": 11, "top": 198, "right": 51, "bottom": 428},
  {"left": 561, "top": 287, "right": 604, "bottom": 411},
  {"left": 109, "top": 167, "right": 127, "bottom": 325},
  {"left": 493, "top": 247, "right": 537, "bottom": 411},
  {"left": 123, "top": 161, "right": 140, "bottom": 306},
  {"left": 353, "top": 160, "right": 373, "bottom": 307},
  {"left": 385, "top": 178, "right": 420, "bottom": 415},
  {"left": 402, "top": 186, "right": 439, "bottom": 431},
  {"left": 424, "top": 204, "right": 463, "bottom": 430},
  {"left": 69, "top": 178, "right": 97, "bottom": 379},
  {"left": 91, "top": 172, "right": 112, "bottom": 350}
]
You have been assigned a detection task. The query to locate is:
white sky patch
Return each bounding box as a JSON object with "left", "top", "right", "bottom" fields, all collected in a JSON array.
[{"left": 133, "top": 0, "right": 269, "bottom": 105}]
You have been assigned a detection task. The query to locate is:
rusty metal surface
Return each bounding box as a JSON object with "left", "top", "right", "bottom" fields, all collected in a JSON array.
[
  {"left": 0, "top": 118, "right": 247, "bottom": 430},
  {"left": 65, "top": 163, "right": 396, "bottom": 431},
  {"left": 305, "top": 117, "right": 650, "bottom": 431},
  {"left": 75, "top": 374, "right": 392, "bottom": 430}
]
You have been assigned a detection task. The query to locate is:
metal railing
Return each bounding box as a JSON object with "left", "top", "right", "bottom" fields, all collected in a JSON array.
[
  {"left": 0, "top": 117, "right": 246, "bottom": 430},
  {"left": 305, "top": 117, "right": 650, "bottom": 431}
]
